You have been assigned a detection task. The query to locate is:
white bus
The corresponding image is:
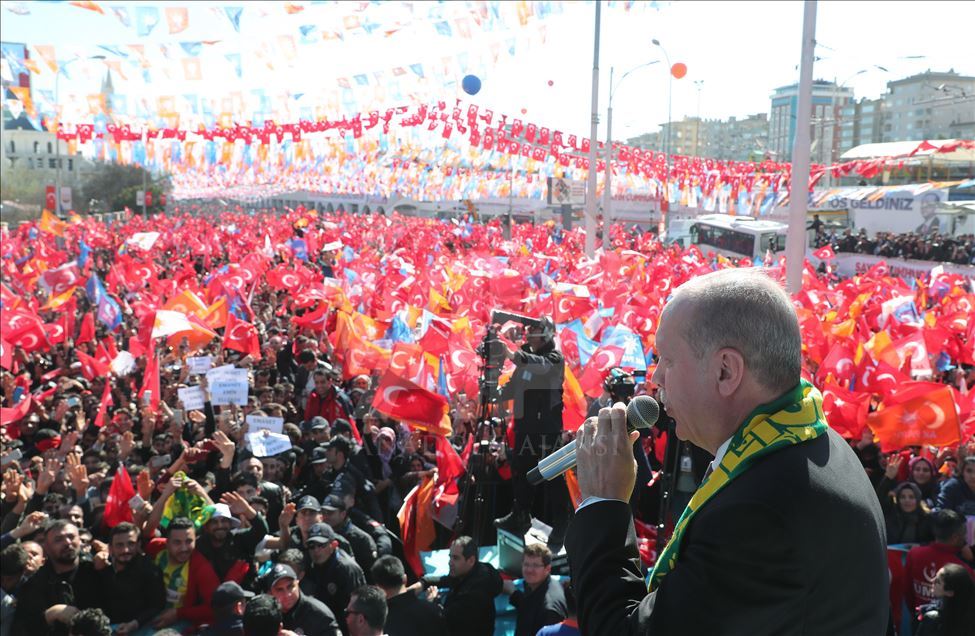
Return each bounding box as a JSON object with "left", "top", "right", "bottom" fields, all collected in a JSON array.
[{"left": 688, "top": 214, "right": 788, "bottom": 261}]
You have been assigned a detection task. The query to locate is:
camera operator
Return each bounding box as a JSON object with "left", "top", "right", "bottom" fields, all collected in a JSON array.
[{"left": 493, "top": 317, "right": 565, "bottom": 537}]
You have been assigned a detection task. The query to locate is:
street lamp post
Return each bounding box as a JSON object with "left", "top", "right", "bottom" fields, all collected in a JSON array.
[
  {"left": 604, "top": 61, "right": 659, "bottom": 250},
  {"left": 652, "top": 38, "right": 673, "bottom": 240},
  {"left": 54, "top": 55, "right": 104, "bottom": 216}
]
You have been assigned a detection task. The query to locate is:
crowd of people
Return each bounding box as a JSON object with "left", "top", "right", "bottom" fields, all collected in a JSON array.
[
  {"left": 809, "top": 218, "right": 975, "bottom": 265},
  {"left": 1, "top": 206, "right": 973, "bottom": 636}
]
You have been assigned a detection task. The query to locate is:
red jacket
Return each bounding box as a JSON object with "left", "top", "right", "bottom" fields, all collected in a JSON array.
[
  {"left": 146, "top": 538, "right": 220, "bottom": 626},
  {"left": 903, "top": 542, "right": 973, "bottom": 610},
  {"left": 304, "top": 386, "right": 353, "bottom": 424}
]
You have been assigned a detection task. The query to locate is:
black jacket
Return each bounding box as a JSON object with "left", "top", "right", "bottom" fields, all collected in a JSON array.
[
  {"left": 13, "top": 559, "right": 101, "bottom": 635},
  {"left": 335, "top": 518, "right": 377, "bottom": 575},
  {"left": 302, "top": 550, "right": 367, "bottom": 625},
  {"left": 566, "top": 428, "right": 888, "bottom": 636},
  {"left": 283, "top": 593, "right": 341, "bottom": 636},
  {"left": 500, "top": 339, "right": 564, "bottom": 434},
  {"left": 95, "top": 554, "right": 166, "bottom": 627},
  {"left": 509, "top": 576, "right": 567, "bottom": 636},
  {"left": 438, "top": 561, "right": 504, "bottom": 636},
  {"left": 385, "top": 590, "right": 448, "bottom": 636}
]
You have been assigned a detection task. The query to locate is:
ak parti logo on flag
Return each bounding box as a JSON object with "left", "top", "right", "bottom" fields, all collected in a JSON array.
[{"left": 866, "top": 385, "right": 960, "bottom": 452}]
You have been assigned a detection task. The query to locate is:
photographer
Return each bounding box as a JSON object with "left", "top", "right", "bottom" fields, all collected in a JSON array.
[{"left": 493, "top": 317, "right": 565, "bottom": 537}]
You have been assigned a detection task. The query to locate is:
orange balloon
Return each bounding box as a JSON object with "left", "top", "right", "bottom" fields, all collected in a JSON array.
[{"left": 671, "top": 62, "right": 687, "bottom": 79}]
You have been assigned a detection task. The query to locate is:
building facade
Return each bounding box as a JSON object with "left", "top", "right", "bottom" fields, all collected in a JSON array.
[
  {"left": 839, "top": 98, "right": 885, "bottom": 154},
  {"left": 880, "top": 70, "right": 975, "bottom": 142},
  {"left": 768, "top": 80, "right": 854, "bottom": 164}
]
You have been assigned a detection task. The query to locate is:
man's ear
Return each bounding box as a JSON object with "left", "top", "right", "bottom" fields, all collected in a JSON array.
[{"left": 714, "top": 348, "right": 745, "bottom": 398}]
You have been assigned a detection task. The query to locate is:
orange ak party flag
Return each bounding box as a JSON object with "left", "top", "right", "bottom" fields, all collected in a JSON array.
[{"left": 866, "top": 385, "right": 960, "bottom": 452}]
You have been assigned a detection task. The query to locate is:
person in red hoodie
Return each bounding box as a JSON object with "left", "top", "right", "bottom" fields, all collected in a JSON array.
[
  {"left": 145, "top": 516, "right": 221, "bottom": 630},
  {"left": 304, "top": 369, "right": 354, "bottom": 424},
  {"left": 904, "top": 509, "right": 974, "bottom": 616}
]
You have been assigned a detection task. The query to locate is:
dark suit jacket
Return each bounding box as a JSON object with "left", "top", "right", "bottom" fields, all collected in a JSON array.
[{"left": 566, "top": 428, "right": 888, "bottom": 636}]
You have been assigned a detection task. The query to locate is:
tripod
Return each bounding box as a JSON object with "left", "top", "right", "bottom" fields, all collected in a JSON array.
[{"left": 455, "top": 327, "right": 505, "bottom": 547}]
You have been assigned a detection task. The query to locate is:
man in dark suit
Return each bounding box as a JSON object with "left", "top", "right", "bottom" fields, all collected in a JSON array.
[{"left": 566, "top": 268, "right": 888, "bottom": 635}]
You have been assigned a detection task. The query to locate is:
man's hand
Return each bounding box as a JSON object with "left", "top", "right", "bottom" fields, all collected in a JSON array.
[
  {"left": 115, "top": 620, "right": 140, "bottom": 635},
  {"left": 11, "top": 511, "right": 48, "bottom": 539},
  {"left": 502, "top": 579, "right": 516, "bottom": 595},
  {"left": 221, "top": 491, "right": 256, "bottom": 521},
  {"left": 36, "top": 457, "right": 61, "bottom": 495},
  {"left": 65, "top": 452, "right": 89, "bottom": 498},
  {"left": 278, "top": 502, "right": 296, "bottom": 529},
  {"left": 213, "top": 429, "right": 236, "bottom": 467},
  {"left": 575, "top": 404, "right": 640, "bottom": 503},
  {"left": 93, "top": 547, "right": 111, "bottom": 570},
  {"left": 153, "top": 608, "right": 179, "bottom": 628},
  {"left": 137, "top": 469, "right": 154, "bottom": 501}
]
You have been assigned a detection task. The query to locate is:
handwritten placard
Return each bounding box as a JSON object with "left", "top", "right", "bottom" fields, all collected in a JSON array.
[
  {"left": 207, "top": 366, "right": 249, "bottom": 406},
  {"left": 245, "top": 414, "right": 284, "bottom": 435},
  {"left": 186, "top": 355, "right": 212, "bottom": 375},
  {"left": 246, "top": 431, "right": 293, "bottom": 458},
  {"left": 177, "top": 386, "right": 206, "bottom": 411}
]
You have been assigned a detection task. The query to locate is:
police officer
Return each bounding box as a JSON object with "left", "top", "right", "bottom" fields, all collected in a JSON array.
[
  {"left": 302, "top": 522, "right": 366, "bottom": 630},
  {"left": 322, "top": 494, "right": 378, "bottom": 577}
]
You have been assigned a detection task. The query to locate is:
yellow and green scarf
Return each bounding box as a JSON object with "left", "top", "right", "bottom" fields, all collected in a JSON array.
[{"left": 647, "top": 380, "right": 827, "bottom": 592}]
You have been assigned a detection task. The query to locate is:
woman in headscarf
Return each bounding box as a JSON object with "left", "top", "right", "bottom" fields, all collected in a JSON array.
[{"left": 884, "top": 482, "right": 935, "bottom": 545}]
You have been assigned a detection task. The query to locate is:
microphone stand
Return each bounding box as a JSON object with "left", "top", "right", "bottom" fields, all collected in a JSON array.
[{"left": 655, "top": 415, "right": 679, "bottom": 555}]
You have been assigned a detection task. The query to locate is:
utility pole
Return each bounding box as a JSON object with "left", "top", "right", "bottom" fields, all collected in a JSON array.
[
  {"left": 584, "top": 1, "right": 601, "bottom": 258},
  {"left": 785, "top": 0, "right": 817, "bottom": 293}
]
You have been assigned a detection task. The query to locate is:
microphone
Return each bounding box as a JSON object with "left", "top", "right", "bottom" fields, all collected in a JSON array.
[{"left": 527, "top": 395, "right": 660, "bottom": 485}]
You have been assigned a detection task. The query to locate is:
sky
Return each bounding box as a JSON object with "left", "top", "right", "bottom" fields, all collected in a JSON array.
[{"left": 2, "top": 0, "right": 973, "bottom": 146}]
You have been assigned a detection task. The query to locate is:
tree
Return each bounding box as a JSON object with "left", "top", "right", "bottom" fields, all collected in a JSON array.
[{"left": 79, "top": 162, "right": 153, "bottom": 213}]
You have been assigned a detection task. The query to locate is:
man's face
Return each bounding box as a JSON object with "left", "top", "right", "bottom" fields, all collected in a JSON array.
[
  {"left": 314, "top": 375, "right": 331, "bottom": 394},
  {"left": 167, "top": 527, "right": 196, "bottom": 564},
  {"left": 110, "top": 530, "right": 140, "bottom": 569},
  {"left": 271, "top": 577, "right": 300, "bottom": 612},
  {"left": 448, "top": 545, "right": 475, "bottom": 578},
  {"left": 46, "top": 524, "right": 81, "bottom": 566},
  {"left": 323, "top": 508, "right": 345, "bottom": 528},
  {"left": 61, "top": 505, "right": 84, "bottom": 527},
  {"left": 345, "top": 595, "right": 366, "bottom": 635},
  {"left": 651, "top": 301, "right": 714, "bottom": 450},
  {"left": 244, "top": 458, "right": 263, "bottom": 481},
  {"left": 22, "top": 541, "right": 45, "bottom": 573},
  {"left": 297, "top": 508, "right": 321, "bottom": 530},
  {"left": 526, "top": 328, "right": 546, "bottom": 352},
  {"left": 522, "top": 556, "right": 550, "bottom": 587},
  {"left": 205, "top": 517, "right": 232, "bottom": 543},
  {"left": 236, "top": 484, "right": 258, "bottom": 501},
  {"left": 921, "top": 198, "right": 937, "bottom": 220},
  {"left": 261, "top": 458, "right": 283, "bottom": 481},
  {"left": 308, "top": 540, "right": 336, "bottom": 565}
]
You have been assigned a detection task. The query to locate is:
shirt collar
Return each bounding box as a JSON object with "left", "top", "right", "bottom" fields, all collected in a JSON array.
[{"left": 709, "top": 436, "right": 734, "bottom": 474}]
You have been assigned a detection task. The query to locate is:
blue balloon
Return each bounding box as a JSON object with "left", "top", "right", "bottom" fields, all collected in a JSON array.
[{"left": 462, "top": 74, "right": 482, "bottom": 95}]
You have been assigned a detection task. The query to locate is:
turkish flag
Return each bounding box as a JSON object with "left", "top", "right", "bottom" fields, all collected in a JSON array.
[
  {"left": 562, "top": 366, "right": 588, "bottom": 430},
  {"left": 821, "top": 382, "right": 871, "bottom": 439},
  {"left": 93, "top": 379, "right": 113, "bottom": 427},
  {"left": 0, "top": 339, "right": 12, "bottom": 371},
  {"left": 76, "top": 312, "right": 96, "bottom": 345},
  {"left": 3, "top": 310, "right": 49, "bottom": 353},
  {"left": 553, "top": 293, "right": 595, "bottom": 324},
  {"left": 434, "top": 434, "right": 465, "bottom": 505},
  {"left": 39, "top": 261, "right": 81, "bottom": 296},
  {"left": 396, "top": 475, "right": 437, "bottom": 578},
  {"left": 103, "top": 464, "right": 136, "bottom": 528},
  {"left": 371, "top": 370, "right": 450, "bottom": 434},
  {"left": 866, "top": 386, "right": 960, "bottom": 452},
  {"left": 138, "top": 349, "right": 160, "bottom": 413},
  {"left": 76, "top": 350, "right": 110, "bottom": 381},
  {"left": 815, "top": 343, "right": 856, "bottom": 387},
  {"left": 223, "top": 313, "right": 262, "bottom": 360},
  {"left": 577, "top": 345, "right": 625, "bottom": 398},
  {"left": 0, "top": 394, "right": 32, "bottom": 426},
  {"left": 812, "top": 245, "right": 836, "bottom": 261}
]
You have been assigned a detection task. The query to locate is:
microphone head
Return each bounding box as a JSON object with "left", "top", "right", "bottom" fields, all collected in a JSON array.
[{"left": 627, "top": 395, "right": 660, "bottom": 431}]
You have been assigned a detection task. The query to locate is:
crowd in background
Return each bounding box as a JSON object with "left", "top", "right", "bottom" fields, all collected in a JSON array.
[{"left": 1, "top": 207, "right": 973, "bottom": 636}]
